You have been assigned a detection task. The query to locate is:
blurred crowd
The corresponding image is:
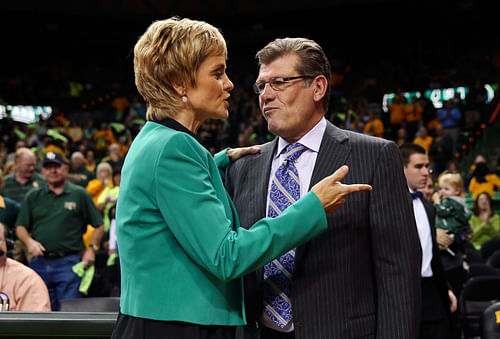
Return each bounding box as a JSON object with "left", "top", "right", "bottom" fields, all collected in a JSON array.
[{"left": 1, "top": 32, "right": 500, "bottom": 323}]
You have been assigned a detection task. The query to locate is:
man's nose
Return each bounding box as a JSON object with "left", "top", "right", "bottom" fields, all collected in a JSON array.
[{"left": 260, "top": 84, "right": 275, "bottom": 102}]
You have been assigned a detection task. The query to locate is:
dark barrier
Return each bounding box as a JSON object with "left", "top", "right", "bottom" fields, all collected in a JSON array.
[
  {"left": 482, "top": 302, "right": 500, "bottom": 339},
  {"left": 0, "top": 312, "right": 117, "bottom": 338}
]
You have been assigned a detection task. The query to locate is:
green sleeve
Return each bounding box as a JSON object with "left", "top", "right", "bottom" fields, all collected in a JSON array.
[
  {"left": 213, "top": 148, "right": 230, "bottom": 180},
  {"left": 15, "top": 192, "right": 33, "bottom": 231},
  {"left": 155, "top": 135, "right": 327, "bottom": 281},
  {"left": 2, "top": 198, "right": 20, "bottom": 229}
]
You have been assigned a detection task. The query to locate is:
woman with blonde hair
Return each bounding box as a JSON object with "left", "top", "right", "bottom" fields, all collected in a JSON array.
[
  {"left": 85, "top": 161, "right": 113, "bottom": 205},
  {"left": 112, "top": 17, "right": 370, "bottom": 338}
]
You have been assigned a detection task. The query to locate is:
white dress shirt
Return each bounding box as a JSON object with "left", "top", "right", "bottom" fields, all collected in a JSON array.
[{"left": 410, "top": 189, "right": 434, "bottom": 277}]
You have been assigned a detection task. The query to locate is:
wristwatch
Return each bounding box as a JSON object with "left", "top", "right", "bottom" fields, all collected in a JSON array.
[{"left": 89, "top": 244, "right": 99, "bottom": 251}]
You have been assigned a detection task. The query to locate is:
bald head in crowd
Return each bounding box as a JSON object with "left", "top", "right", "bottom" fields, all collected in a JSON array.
[
  {"left": 14, "top": 148, "right": 37, "bottom": 184},
  {"left": 71, "top": 152, "right": 85, "bottom": 170}
]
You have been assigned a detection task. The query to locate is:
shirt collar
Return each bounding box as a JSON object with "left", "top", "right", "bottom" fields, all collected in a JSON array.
[
  {"left": 275, "top": 117, "right": 326, "bottom": 159},
  {"left": 43, "top": 180, "right": 71, "bottom": 195},
  {"left": 150, "top": 117, "right": 196, "bottom": 139}
]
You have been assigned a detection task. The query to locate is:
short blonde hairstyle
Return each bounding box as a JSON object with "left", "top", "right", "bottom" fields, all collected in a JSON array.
[
  {"left": 439, "top": 173, "right": 464, "bottom": 195},
  {"left": 134, "top": 17, "right": 227, "bottom": 121}
]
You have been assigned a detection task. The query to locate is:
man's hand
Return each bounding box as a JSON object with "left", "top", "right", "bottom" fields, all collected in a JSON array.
[
  {"left": 81, "top": 247, "right": 96, "bottom": 267},
  {"left": 436, "top": 229, "right": 454, "bottom": 250},
  {"left": 26, "top": 238, "right": 45, "bottom": 257},
  {"left": 311, "top": 166, "right": 372, "bottom": 213},
  {"left": 448, "top": 289, "right": 457, "bottom": 312}
]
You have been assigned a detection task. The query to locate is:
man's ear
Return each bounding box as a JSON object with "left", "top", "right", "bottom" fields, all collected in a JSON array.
[{"left": 312, "top": 75, "right": 328, "bottom": 103}]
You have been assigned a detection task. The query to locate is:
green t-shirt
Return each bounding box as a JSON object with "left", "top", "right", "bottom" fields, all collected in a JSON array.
[
  {"left": 469, "top": 214, "right": 500, "bottom": 250},
  {"left": 1, "top": 172, "right": 47, "bottom": 204},
  {"left": 0, "top": 195, "right": 21, "bottom": 231},
  {"left": 16, "top": 181, "right": 103, "bottom": 253}
]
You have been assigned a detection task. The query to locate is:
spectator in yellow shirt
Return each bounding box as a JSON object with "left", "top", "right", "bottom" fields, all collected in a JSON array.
[
  {"left": 363, "top": 111, "right": 384, "bottom": 138},
  {"left": 405, "top": 97, "right": 423, "bottom": 140},
  {"left": 413, "top": 125, "right": 433, "bottom": 151},
  {"left": 468, "top": 162, "right": 500, "bottom": 198}
]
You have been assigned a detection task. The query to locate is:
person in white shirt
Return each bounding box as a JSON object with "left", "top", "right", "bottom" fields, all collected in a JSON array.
[{"left": 400, "top": 143, "right": 457, "bottom": 339}]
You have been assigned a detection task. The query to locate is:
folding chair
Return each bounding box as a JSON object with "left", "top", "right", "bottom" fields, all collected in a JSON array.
[
  {"left": 486, "top": 250, "right": 500, "bottom": 270},
  {"left": 481, "top": 301, "right": 500, "bottom": 339},
  {"left": 459, "top": 276, "right": 500, "bottom": 338}
]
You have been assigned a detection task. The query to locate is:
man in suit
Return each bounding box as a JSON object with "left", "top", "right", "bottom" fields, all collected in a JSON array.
[
  {"left": 226, "top": 38, "right": 422, "bottom": 339},
  {"left": 400, "top": 143, "right": 457, "bottom": 339}
]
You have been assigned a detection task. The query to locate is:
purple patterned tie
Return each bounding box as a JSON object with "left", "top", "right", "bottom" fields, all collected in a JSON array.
[{"left": 264, "top": 142, "right": 308, "bottom": 328}]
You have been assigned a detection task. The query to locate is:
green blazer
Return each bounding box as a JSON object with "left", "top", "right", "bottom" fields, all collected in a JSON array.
[{"left": 116, "top": 119, "right": 327, "bottom": 326}]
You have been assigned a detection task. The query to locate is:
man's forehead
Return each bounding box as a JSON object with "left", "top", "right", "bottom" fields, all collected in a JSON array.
[
  {"left": 258, "top": 54, "right": 298, "bottom": 79},
  {"left": 409, "top": 153, "right": 429, "bottom": 165}
]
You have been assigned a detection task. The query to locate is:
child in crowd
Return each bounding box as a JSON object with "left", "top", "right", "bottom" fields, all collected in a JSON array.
[
  {"left": 433, "top": 173, "right": 473, "bottom": 295},
  {"left": 435, "top": 173, "right": 472, "bottom": 235}
]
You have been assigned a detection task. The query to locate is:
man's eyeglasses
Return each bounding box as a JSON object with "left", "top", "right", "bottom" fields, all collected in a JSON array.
[{"left": 253, "top": 75, "right": 315, "bottom": 95}]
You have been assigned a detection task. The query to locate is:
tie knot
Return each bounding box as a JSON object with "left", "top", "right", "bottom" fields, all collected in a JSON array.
[
  {"left": 411, "top": 191, "right": 423, "bottom": 200},
  {"left": 282, "top": 143, "right": 307, "bottom": 162}
]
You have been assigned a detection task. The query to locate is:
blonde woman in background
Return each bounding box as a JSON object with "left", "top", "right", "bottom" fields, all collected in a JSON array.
[{"left": 86, "top": 162, "right": 113, "bottom": 205}]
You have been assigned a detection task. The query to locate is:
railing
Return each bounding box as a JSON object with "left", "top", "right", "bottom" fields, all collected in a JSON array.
[{"left": 0, "top": 312, "right": 117, "bottom": 338}]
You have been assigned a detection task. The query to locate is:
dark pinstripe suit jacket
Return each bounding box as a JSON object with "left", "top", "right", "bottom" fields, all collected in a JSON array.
[{"left": 226, "top": 121, "right": 422, "bottom": 339}]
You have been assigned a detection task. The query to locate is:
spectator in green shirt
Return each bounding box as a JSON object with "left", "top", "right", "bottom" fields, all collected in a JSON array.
[
  {"left": 1, "top": 147, "right": 46, "bottom": 264},
  {"left": 69, "top": 151, "right": 95, "bottom": 187},
  {"left": 1, "top": 147, "right": 46, "bottom": 204},
  {"left": 0, "top": 171, "right": 20, "bottom": 245},
  {"left": 469, "top": 192, "right": 500, "bottom": 250},
  {"left": 16, "top": 151, "right": 104, "bottom": 310}
]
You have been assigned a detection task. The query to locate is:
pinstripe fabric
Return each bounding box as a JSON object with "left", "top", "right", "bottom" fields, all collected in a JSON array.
[{"left": 226, "top": 121, "right": 422, "bottom": 339}]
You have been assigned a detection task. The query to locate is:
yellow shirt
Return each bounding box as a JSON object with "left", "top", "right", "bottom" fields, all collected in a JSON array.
[
  {"left": 364, "top": 118, "right": 384, "bottom": 137},
  {"left": 405, "top": 103, "right": 423, "bottom": 123},
  {"left": 469, "top": 174, "right": 500, "bottom": 198},
  {"left": 413, "top": 136, "right": 433, "bottom": 151},
  {"left": 388, "top": 103, "right": 407, "bottom": 125}
]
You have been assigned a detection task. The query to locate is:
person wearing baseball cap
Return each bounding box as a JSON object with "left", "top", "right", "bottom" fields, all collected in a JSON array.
[
  {"left": 42, "top": 151, "right": 67, "bottom": 167},
  {"left": 15, "top": 151, "right": 104, "bottom": 310}
]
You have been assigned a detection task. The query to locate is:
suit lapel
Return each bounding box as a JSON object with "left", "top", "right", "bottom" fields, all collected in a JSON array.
[
  {"left": 422, "top": 198, "right": 438, "bottom": 244},
  {"left": 255, "top": 138, "right": 278, "bottom": 220},
  {"left": 310, "top": 121, "right": 351, "bottom": 187},
  {"left": 297, "top": 121, "right": 351, "bottom": 263},
  {"left": 251, "top": 139, "right": 277, "bottom": 281}
]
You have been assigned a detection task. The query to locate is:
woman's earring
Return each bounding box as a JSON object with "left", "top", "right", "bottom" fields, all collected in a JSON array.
[{"left": 182, "top": 96, "right": 188, "bottom": 103}]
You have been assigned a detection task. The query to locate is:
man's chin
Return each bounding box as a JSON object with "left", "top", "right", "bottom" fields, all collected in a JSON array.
[{"left": 48, "top": 179, "right": 65, "bottom": 186}]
